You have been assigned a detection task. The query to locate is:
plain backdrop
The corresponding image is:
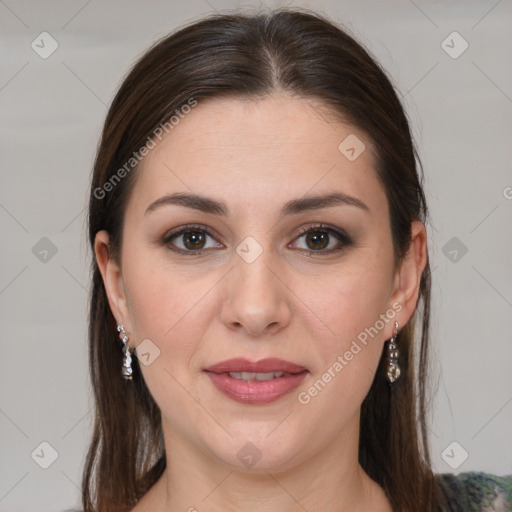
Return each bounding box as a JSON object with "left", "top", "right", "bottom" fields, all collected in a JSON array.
[{"left": 1, "top": 0, "right": 511, "bottom": 510}]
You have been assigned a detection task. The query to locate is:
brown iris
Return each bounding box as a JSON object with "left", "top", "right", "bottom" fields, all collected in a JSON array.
[
  {"left": 183, "top": 230, "right": 206, "bottom": 250},
  {"left": 305, "top": 231, "right": 329, "bottom": 250}
]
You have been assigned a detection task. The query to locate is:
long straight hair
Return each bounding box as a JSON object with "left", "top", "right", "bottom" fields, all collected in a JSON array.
[{"left": 84, "top": 9, "right": 446, "bottom": 511}]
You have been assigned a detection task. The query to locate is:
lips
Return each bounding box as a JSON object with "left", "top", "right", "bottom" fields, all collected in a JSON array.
[
  {"left": 203, "top": 358, "right": 309, "bottom": 405},
  {"left": 204, "top": 358, "right": 307, "bottom": 374}
]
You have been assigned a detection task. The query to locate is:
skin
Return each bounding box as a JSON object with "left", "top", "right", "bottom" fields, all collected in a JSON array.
[{"left": 95, "top": 93, "right": 427, "bottom": 512}]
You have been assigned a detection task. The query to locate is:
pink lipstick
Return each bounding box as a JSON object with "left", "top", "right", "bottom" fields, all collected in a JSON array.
[{"left": 204, "top": 358, "right": 308, "bottom": 405}]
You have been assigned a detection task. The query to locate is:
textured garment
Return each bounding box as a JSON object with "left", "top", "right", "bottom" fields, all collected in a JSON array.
[{"left": 436, "top": 472, "right": 512, "bottom": 511}]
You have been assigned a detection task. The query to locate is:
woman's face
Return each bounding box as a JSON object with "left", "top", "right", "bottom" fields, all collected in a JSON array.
[{"left": 97, "top": 93, "right": 423, "bottom": 472}]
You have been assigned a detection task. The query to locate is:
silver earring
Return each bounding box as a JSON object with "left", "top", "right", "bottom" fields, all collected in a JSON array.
[
  {"left": 117, "top": 324, "right": 133, "bottom": 380},
  {"left": 387, "top": 322, "right": 400, "bottom": 383}
]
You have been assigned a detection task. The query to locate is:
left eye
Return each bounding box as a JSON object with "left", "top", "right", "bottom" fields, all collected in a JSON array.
[{"left": 291, "top": 227, "right": 349, "bottom": 252}]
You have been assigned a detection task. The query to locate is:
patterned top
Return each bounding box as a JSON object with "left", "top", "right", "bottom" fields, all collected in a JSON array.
[{"left": 436, "top": 472, "right": 512, "bottom": 511}]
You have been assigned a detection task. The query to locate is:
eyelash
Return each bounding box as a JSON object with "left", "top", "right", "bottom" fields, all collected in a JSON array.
[
  {"left": 293, "top": 224, "right": 352, "bottom": 255},
  {"left": 161, "top": 223, "right": 352, "bottom": 256}
]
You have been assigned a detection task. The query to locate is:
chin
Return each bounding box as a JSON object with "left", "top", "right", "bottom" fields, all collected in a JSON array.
[{"left": 208, "top": 426, "right": 307, "bottom": 473}]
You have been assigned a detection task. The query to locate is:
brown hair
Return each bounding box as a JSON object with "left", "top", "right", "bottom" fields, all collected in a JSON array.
[{"left": 84, "top": 8, "right": 445, "bottom": 511}]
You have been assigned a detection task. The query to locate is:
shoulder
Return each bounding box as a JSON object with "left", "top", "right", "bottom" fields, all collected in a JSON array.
[{"left": 435, "top": 471, "right": 512, "bottom": 512}]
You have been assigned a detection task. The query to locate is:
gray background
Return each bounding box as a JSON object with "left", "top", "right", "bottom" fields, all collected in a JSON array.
[{"left": 1, "top": 0, "right": 511, "bottom": 510}]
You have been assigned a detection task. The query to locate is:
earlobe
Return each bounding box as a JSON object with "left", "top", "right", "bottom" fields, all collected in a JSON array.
[
  {"left": 94, "top": 230, "right": 130, "bottom": 330},
  {"left": 389, "top": 221, "right": 428, "bottom": 333}
]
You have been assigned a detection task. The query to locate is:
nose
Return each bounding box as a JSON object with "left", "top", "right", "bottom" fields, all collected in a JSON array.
[{"left": 220, "top": 247, "right": 292, "bottom": 337}]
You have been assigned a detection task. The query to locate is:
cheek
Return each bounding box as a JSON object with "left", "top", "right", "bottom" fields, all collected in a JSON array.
[
  {"left": 123, "top": 241, "right": 189, "bottom": 328},
  {"left": 294, "top": 273, "right": 391, "bottom": 424},
  {"left": 301, "top": 253, "right": 394, "bottom": 385},
  {"left": 313, "top": 257, "right": 393, "bottom": 337},
  {"left": 121, "top": 251, "right": 218, "bottom": 424},
  {"left": 122, "top": 248, "right": 220, "bottom": 363}
]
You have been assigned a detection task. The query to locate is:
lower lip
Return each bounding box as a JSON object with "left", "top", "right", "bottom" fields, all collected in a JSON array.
[{"left": 205, "top": 371, "right": 308, "bottom": 404}]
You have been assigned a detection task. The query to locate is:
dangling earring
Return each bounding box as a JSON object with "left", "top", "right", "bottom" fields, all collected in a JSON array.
[
  {"left": 387, "top": 321, "right": 400, "bottom": 383},
  {"left": 117, "top": 324, "right": 133, "bottom": 381}
]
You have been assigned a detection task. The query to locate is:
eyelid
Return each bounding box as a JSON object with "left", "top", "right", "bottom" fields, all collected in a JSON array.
[
  {"left": 294, "top": 223, "right": 347, "bottom": 238},
  {"left": 289, "top": 223, "right": 351, "bottom": 252}
]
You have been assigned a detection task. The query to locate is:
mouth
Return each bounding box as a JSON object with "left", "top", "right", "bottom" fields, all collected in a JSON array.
[
  {"left": 204, "top": 357, "right": 308, "bottom": 374},
  {"left": 203, "top": 358, "right": 309, "bottom": 405},
  {"left": 219, "top": 370, "right": 296, "bottom": 381}
]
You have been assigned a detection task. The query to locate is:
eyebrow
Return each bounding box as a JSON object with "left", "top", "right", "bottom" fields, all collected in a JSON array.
[{"left": 144, "top": 191, "right": 370, "bottom": 216}]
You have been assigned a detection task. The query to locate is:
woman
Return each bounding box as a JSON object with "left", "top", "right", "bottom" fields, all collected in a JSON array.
[{"left": 83, "top": 8, "right": 511, "bottom": 512}]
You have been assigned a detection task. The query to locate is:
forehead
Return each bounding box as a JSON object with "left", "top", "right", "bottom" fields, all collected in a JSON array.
[{"left": 128, "top": 93, "right": 387, "bottom": 217}]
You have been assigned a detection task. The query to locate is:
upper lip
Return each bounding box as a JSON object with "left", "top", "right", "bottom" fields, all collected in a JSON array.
[{"left": 204, "top": 358, "right": 308, "bottom": 374}]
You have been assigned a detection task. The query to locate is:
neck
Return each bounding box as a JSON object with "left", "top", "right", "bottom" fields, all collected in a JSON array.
[{"left": 142, "top": 419, "right": 391, "bottom": 512}]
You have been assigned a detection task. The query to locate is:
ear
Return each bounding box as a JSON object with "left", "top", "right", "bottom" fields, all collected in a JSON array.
[
  {"left": 94, "top": 230, "right": 132, "bottom": 339},
  {"left": 387, "top": 220, "right": 428, "bottom": 336}
]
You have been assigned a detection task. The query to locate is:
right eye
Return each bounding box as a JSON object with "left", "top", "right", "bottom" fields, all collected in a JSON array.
[{"left": 162, "top": 225, "right": 224, "bottom": 254}]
